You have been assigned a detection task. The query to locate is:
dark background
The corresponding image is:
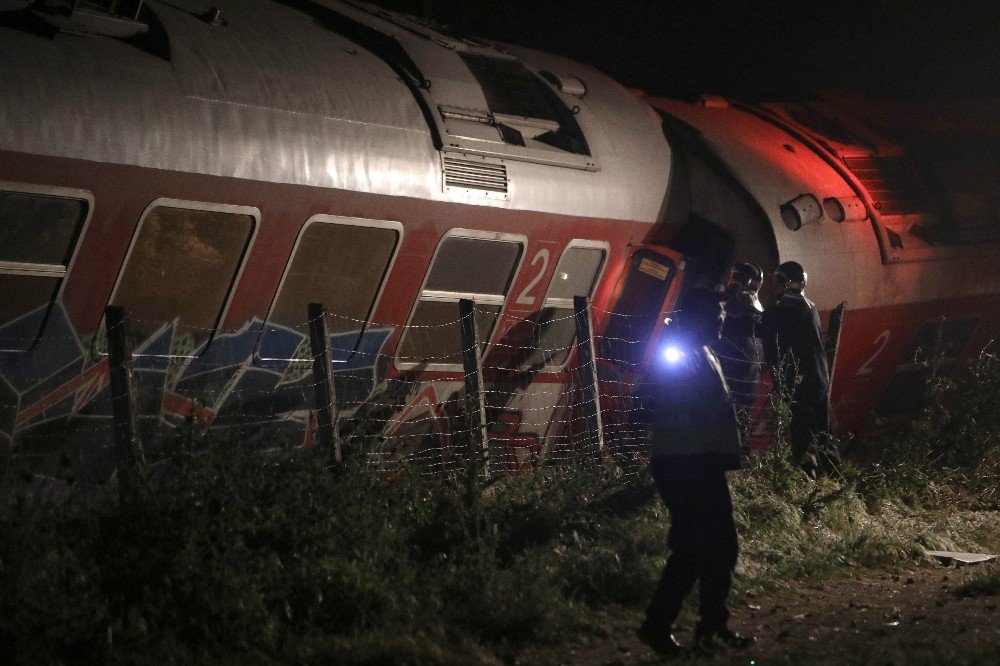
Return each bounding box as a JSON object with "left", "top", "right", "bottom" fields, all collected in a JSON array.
[{"left": 371, "top": 0, "right": 1000, "bottom": 102}]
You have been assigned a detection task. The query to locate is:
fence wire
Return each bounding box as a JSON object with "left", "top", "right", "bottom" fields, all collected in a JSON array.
[{"left": 0, "top": 302, "right": 780, "bottom": 494}]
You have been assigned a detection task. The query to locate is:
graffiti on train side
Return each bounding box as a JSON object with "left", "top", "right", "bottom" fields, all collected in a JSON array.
[
  {"left": 370, "top": 383, "right": 546, "bottom": 474},
  {"left": 0, "top": 301, "right": 391, "bottom": 442},
  {"left": 1, "top": 303, "right": 551, "bottom": 478}
]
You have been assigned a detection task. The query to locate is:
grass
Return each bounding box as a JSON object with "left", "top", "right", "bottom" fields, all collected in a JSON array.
[
  {"left": 0, "top": 447, "right": 656, "bottom": 663},
  {"left": 1, "top": 355, "right": 999, "bottom": 663},
  {"left": 955, "top": 562, "right": 1000, "bottom": 599}
]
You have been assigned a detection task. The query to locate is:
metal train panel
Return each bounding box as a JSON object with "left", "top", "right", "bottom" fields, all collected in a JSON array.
[
  {"left": 648, "top": 96, "right": 1000, "bottom": 313},
  {"left": 0, "top": 0, "right": 671, "bottom": 222},
  {"left": 648, "top": 94, "right": 1000, "bottom": 435}
]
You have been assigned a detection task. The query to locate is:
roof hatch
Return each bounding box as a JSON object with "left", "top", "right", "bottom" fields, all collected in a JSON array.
[{"left": 326, "top": 0, "right": 597, "bottom": 171}]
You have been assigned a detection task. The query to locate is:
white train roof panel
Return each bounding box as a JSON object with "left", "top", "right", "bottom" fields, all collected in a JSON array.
[{"left": 0, "top": 0, "right": 670, "bottom": 222}]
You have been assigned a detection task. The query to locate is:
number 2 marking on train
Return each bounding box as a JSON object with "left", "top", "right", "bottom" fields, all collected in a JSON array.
[
  {"left": 856, "top": 329, "right": 891, "bottom": 375},
  {"left": 516, "top": 249, "right": 550, "bottom": 306}
]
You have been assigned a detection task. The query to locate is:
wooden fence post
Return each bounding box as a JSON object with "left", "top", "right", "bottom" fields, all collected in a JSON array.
[
  {"left": 573, "top": 296, "right": 605, "bottom": 454},
  {"left": 459, "top": 298, "right": 490, "bottom": 487},
  {"left": 308, "top": 302, "right": 342, "bottom": 465},
  {"left": 105, "top": 305, "right": 146, "bottom": 501}
]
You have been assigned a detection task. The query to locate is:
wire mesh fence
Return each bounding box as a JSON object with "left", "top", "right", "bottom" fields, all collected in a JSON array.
[{"left": 0, "top": 299, "right": 780, "bottom": 499}]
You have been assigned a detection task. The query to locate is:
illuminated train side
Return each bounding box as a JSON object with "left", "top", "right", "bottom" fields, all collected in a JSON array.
[
  {"left": 1, "top": 0, "right": 998, "bottom": 481},
  {"left": 645, "top": 94, "right": 1000, "bottom": 435}
]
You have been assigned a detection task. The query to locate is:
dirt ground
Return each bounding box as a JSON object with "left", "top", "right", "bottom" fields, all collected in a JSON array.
[{"left": 514, "top": 558, "right": 1000, "bottom": 665}]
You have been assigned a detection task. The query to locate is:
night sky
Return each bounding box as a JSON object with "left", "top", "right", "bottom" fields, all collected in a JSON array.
[{"left": 373, "top": 0, "right": 1000, "bottom": 102}]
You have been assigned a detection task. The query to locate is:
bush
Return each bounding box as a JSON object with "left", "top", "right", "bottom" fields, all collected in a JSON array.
[
  {"left": 2, "top": 354, "right": 999, "bottom": 661},
  {"left": 0, "top": 445, "right": 661, "bottom": 662}
]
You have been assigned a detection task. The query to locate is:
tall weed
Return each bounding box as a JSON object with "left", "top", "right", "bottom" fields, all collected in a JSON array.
[{"left": 1, "top": 354, "right": 999, "bottom": 661}]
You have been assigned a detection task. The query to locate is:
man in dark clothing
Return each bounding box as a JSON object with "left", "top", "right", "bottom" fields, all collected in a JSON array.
[
  {"left": 759, "top": 261, "right": 841, "bottom": 470},
  {"left": 637, "top": 288, "right": 755, "bottom": 657},
  {"left": 714, "top": 262, "right": 764, "bottom": 451}
]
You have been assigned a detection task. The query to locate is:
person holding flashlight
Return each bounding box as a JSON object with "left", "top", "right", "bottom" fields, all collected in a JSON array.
[{"left": 636, "top": 287, "right": 754, "bottom": 657}]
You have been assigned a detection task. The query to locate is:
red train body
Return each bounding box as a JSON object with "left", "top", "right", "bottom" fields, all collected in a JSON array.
[{"left": 2, "top": 0, "right": 998, "bottom": 481}]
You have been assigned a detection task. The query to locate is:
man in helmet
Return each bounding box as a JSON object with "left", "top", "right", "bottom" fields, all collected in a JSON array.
[
  {"left": 759, "top": 261, "right": 841, "bottom": 471},
  {"left": 637, "top": 288, "right": 755, "bottom": 657},
  {"left": 714, "top": 262, "right": 764, "bottom": 452}
]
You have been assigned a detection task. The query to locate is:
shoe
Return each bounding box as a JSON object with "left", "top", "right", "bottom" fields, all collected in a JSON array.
[
  {"left": 636, "top": 622, "right": 683, "bottom": 657},
  {"left": 694, "top": 626, "right": 756, "bottom": 652}
]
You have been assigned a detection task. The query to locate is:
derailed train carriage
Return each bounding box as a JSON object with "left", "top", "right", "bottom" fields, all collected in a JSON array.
[
  {"left": 644, "top": 92, "right": 1000, "bottom": 436},
  {"left": 1, "top": 0, "right": 999, "bottom": 483}
]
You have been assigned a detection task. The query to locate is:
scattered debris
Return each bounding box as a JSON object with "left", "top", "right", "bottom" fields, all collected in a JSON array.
[{"left": 925, "top": 550, "right": 998, "bottom": 565}]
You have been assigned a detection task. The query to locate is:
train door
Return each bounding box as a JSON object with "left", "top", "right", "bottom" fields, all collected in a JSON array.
[
  {"left": 599, "top": 246, "right": 685, "bottom": 368},
  {"left": 596, "top": 245, "right": 685, "bottom": 461}
]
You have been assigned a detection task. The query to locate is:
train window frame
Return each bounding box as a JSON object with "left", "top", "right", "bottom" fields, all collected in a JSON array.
[
  {"left": 0, "top": 182, "right": 94, "bottom": 353},
  {"left": 523, "top": 240, "right": 608, "bottom": 373},
  {"left": 97, "top": 198, "right": 259, "bottom": 360},
  {"left": 256, "top": 215, "right": 403, "bottom": 364},
  {"left": 875, "top": 316, "right": 979, "bottom": 418},
  {"left": 395, "top": 229, "right": 527, "bottom": 371}
]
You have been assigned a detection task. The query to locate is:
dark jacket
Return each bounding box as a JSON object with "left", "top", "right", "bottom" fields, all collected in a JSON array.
[
  {"left": 759, "top": 291, "right": 830, "bottom": 403},
  {"left": 713, "top": 287, "right": 762, "bottom": 410},
  {"left": 644, "top": 341, "right": 743, "bottom": 470}
]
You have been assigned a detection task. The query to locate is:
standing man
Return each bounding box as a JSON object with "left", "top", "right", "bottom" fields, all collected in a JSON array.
[
  {"left": 637, "top": 288, "right": 755, "bottom": 657},
  {"left": 759, "top": 261, "right": 841, "bottom": 471},
  {"left": 714, "top": 262, "right": 764, "bottom": 452}
]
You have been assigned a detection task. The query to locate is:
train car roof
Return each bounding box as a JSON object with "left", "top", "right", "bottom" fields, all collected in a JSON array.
[
  {"left": 0, "top": 0, "right": 670, "bottom": 222},
  {"left": 649, "top": 96, "right": 868, "bottom": 269}
]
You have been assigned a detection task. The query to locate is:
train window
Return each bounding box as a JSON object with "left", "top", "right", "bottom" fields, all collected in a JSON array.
[
  {"left": 106, "top": 202, "right": 256, "bottom": 358},
  {"left": 521, "top": 244, "right": 607, "bottom": 370},
  {"left": 0, "top": 187, "right": 90, "bottom": 351},
  {"left": 876, "top": 317, "right": 978, "bottom": 417},
  {"left": 460, "top": 53, "right": 559, "bottom": 123},
  {"left": 397, "top": 233, "right": 523, "bottom": 368},
  {"left": 258, "top": 217, "right": 401, "bottom": 362}
]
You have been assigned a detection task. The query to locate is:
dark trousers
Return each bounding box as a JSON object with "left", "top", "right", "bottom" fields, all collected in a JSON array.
[
  {"left": 644, "top": 458, "right": 738, "bottom": 632},
  {"left": 789, "top": 389, "right": 841, "bottom": 468}
]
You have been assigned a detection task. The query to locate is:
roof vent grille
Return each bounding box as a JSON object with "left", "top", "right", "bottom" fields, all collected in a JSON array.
[
  {"left": 443, "top": 156, "right": 508, "bottom": 198},
  {"left": 842, "top": 155, "right": 929, "bottom": 217}
]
